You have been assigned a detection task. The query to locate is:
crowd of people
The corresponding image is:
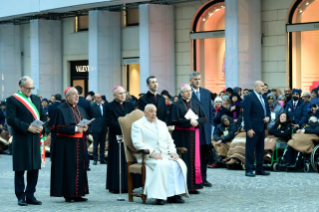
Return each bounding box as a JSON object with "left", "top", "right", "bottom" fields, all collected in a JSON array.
[{"left": 1, "top": 73, "right": 319, "bottom": 206}]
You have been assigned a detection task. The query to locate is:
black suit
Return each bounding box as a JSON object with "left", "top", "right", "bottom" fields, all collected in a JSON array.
[
  {"left": 243, "top": 91, "right": 270, "bottom": 173},
  {"left": 47, "top": 101, "right": 61, "bottom": 160},
  {"left": 6, "top": 94, "right": 46, "bottom": 200},
  {"left": 90, "top": 102, "right": 107, "bottom": 161},
  {"left": 77, "top": 96, "right": 91, "bottom": 169},
  {"left": 138, "top": 91, "right": 166, "bottom": 122}
]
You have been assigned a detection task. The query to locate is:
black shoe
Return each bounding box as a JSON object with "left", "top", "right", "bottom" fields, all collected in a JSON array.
[
  {"left": 65, "top": 198, "right": 74, "bottom": 202},
  {"left": 188, "top": 190, "right": 200, "bottom": 194},
  {"left": 74, "top": 197, "right": 88, "bottom": 202},
  {"left": 203, "top": 181, "right": 213, "bottom": 187},
  {"left": 86, "top": 168, "right": 91, "bottom": 171},
  {"left": 287, "top": 164, "right": 296, "bottom": 168},
  {"left": 4, "top": 150, "right": 12, "bottom": 155},
  {"left": 93, "top": 161, "right": 97, "bottom": 165},
  {"left": 100, "top": 159, "right": 107, "bottom": 164},
  {"left": 255, "top": 170, "right": 270, "bottom": 176},
  {"left": 167, "top": 196, "right": 185, "bottom": 203},
  {"left": 18, "top": 199, "right": 27, "bottom": 206},
  {"left": 245, "top": 172, "right": 255, "bottom": 177},
  {"left": 156, "top": 199, "right": 165, "bottom": 205},
  {"left": 26, "top": 197, "right": 42, "bottom": 205}
]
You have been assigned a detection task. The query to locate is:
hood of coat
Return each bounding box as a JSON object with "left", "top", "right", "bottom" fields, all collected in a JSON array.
[
  {"left": 267, "top": 92, "right": 277, "bottom": 108},
  {"left": 220, "top": 115, "right": 234, "bottom": 127}
]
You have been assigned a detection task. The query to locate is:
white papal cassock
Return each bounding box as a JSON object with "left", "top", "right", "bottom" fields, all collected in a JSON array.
[{"left": 131, "top": 116, "right": 189, "bottom": 200}]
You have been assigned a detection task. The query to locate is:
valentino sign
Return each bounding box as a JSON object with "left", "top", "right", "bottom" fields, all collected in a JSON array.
[{"left": 76, "top": 65, "right": 89, "bottom": 72}]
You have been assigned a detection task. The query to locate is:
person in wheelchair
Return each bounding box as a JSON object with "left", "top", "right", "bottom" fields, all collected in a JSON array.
[
  {"left": 283, "top": 116, "right": 319, "bottom": 168},
  {"left": 212, "top": 115, "right": 238, "bottom": 167},
  {"left": 268, "top": 112, "right": 292, "bottom": 140},
  {"left": 131, "top": 104, "right": 188, "bottom": 205}
]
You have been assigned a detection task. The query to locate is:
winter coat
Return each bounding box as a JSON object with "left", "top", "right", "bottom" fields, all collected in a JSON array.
[
  {"left": 267, "top": 93, "right": 284, "bottom": 129},
  {"left": 213, "top": 117, "right": 238, "bottom": 143}
]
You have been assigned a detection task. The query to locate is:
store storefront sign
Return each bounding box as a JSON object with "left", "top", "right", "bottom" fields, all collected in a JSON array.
[{"left": 75, "top": 65, "right": 89, "bottom": 72}]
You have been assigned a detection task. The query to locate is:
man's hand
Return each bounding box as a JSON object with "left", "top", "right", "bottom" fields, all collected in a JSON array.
[
  {"left": 230, "top": 106, "right": 236, "bottom": 112},
  {"left": 297, "top": 129, "right": 305, "bottom": 134},
  {"left": 190, "top": 119, "right": 199, "bottom": 127},
  {"left": 150, "top": 152, "right": 163, "bottom": 160},
  {"left": 216, "top": 140, "right": 222, "bottom": 145},
  {"left": 247, "top": 129, "right": 255, "bottom": 138},
  {"left": 77, "top": 126, "right": 84, "bottom": 133},
  {"left": 263, "top": 117, "right": 270, "bottom": 123},
  {"left": 170, "top": 153, "right": 179, "bottom": 160},
  {"left": 82, "top": 125, "right": 88, "bottom": 132},
  {"left": 0, "top": 124, "right": 3, "bottom": 129},
  {"left": 28, "top": 125, "right": 40, "bottom": 134}
]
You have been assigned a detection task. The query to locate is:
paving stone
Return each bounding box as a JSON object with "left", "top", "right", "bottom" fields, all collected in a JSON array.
[{"left": 1, "top": 154, "right": 319, "bottom": 211}]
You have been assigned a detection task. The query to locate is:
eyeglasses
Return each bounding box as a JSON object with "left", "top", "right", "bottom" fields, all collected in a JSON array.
[{"left": 22, "top": 86, "right": 35, "bottom": 91}]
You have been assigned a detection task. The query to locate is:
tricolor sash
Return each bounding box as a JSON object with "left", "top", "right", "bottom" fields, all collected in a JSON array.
[{"left": 12, "top": 92, "right": 40, "bottom": 120}]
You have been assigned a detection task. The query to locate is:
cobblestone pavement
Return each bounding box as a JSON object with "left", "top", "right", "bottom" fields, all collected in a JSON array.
[{"left": 1, "top": 154, "right": 319, "bottom": 211}]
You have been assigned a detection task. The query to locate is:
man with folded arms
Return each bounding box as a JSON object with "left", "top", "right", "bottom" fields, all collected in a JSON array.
[
  {"left": 6, "top": 76, "right": 46, "bottom": 206},
  {"left": 132, "top": 104, "right": 188, "bottom": 205},
  {"left": 48, "top": 87, "right": 90, "bottom": 202}
]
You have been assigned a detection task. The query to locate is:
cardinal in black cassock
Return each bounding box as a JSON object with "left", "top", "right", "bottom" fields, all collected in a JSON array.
[
  {"left": 138, "top": 76, "right": 167, "bottom": 122},
  {"left": 48, "top": 87, "right": 89, "bottom": 202},
  {"left": 105, "top": 86, "right": 141, "bottom": 193},
  {"left": 168, "top": 84, "right": 207, "bottom": 193}
]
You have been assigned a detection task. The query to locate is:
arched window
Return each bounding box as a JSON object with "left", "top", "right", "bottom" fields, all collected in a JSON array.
[
  {"left": 191, "top": 0, "right": 225, "bottom": 93},
  {"left": 287, "top": 0, "right": 319, "bottom": 92}
]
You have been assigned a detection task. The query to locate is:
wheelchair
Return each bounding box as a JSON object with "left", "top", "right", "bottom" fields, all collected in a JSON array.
[{"left": 263, "top": 138, "right": 288, "bottom": 171}]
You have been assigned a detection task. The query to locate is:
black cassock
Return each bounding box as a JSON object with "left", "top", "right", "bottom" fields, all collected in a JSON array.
[
  {"left": 138, "top": 91, "right": 167, "bottom": 122},
  {"left": 168, "top": 99, "right": 207, "bottom": 191},
  {"left": 105, "top": 100, "right": 141, "bottom": 191},
  {"left": 48, "top": 102, "right": 89, "bottom": 197}
]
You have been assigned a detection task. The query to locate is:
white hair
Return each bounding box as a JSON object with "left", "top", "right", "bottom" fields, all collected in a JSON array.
[
  {"left": 66, "top": 87, "right": 77, "bottom": 96},
  {"left": 113, "top": 86, "right": 124, "bottom": 94},
  {"left": 189, "top": 71, "right": 201, "bottom": 80},
  {"left": 179, "top": 84, "right": 191, "bottom": 92},
  {"left": 144, "top": 103, "right": 156, "bottom": 111},
  {"left": 309, "top": 116, "right": 318, "bottom": 123}
]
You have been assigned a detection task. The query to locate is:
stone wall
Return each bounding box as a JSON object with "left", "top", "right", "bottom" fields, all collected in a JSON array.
[{"left": 261, "top": 0, "right": 294, "bottom": 90}]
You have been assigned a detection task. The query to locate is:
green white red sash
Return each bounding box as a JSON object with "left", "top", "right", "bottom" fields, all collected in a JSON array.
[{"left": 12, "top": 92, "right": 40, "bottom": 120}]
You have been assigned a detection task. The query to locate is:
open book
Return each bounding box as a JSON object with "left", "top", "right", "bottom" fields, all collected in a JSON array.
[{"left": 77, "top": 118, "right": 95, "bottom": 126}]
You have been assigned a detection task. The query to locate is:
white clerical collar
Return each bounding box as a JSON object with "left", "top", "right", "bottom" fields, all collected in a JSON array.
[{"left": 183, "top": 98, "right": 191, "bottom": 103}]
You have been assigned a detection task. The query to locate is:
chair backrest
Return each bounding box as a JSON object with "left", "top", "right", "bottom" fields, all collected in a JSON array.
[{"left": 118, "top": 109, "right": 144, "bottom": 163}]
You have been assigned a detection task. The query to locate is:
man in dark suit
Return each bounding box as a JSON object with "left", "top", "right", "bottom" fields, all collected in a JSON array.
[
  {"left": 6, "top": 76, "right": 46, "bottom": 206},
  {"left": 90, "top": 93, "right": 107, "bottom": 165},
  {"left": 138, "top": 76, "right": 167, "bottom": 122},
  {"left": 243, "top": 81, "right": 270, "bottom": 177},
  {"left": 188, "top": 71, "right": 213, "bottom": 187},
  {"left": 47, "top": 93, "right": 62, "bottom": 160},
  {"left": 75, "top": 85, "right": 91, "bottom": 171}
]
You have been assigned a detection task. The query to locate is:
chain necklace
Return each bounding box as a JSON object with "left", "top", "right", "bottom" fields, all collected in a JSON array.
[{"left": 66, "top": 102, "right": 83, "bottom": 122}]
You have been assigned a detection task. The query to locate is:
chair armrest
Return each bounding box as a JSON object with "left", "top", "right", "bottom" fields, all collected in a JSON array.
[
  {"left": 127, "top": 145, "right": 150, "bottom": 155},
  {"left": 177, "top": 147, "right": 188, "bottom": 155}
]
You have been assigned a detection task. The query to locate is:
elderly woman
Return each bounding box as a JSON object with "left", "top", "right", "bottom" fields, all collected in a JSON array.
[
  {"left": 308, "top": 88, "right": 319, "bottom": 113},
  {"left": 284, "top": 116, "right": 319, "bottom": 168},
  {"left": 212, "top": 97, "right": 229, "bottom": 126},
  {"left": 277, "top": 94, "right": 286, "bottom": 108}
]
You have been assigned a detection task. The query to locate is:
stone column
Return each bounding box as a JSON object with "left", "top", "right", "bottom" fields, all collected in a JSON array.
[
  {"left": 30, "top": 20, "right": 62, "bottom": 98},
  {"left": 88, "top": 10, "right": 121, "bottom": 101},
  {"left": 225, "top": 0, "right": 262, "bottom": 89},
  {"left": 139, "top": 4, "right": 175, "bottom": 94},
  {"left": 0, "top": 24, "right": 22, "bottom": 99}
]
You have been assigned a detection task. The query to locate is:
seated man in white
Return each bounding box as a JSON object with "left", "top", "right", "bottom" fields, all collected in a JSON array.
[{"left": 131, "top": 104, "right": 189, "bottom": 205}]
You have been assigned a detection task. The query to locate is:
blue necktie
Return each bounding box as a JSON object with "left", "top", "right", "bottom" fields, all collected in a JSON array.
[
  {"left": 259, "top": 95, "right": 266, "bottom": 117},
  {"left": 99, "top": 104, "right": 103, "bottom": 116}
]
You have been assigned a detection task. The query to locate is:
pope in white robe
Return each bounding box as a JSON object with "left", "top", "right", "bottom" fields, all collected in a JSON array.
[{"left": 131, "top": 104, "right": 189, "bottom": 205}]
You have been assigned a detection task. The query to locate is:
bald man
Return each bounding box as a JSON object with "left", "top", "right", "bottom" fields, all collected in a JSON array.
[
  {"left": 90, "top": 93, "right": 107, "bottom": 165},
  {"left": 7, "top": 76, "right": 46, "bottom": 206},
  {"left": 243, "top": 81, "right": 270, "bottom": 177},
  {"left": 104, "top": 86, "right": 141, "bottom": 193}
]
